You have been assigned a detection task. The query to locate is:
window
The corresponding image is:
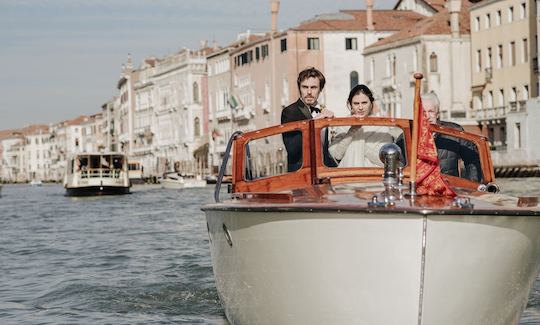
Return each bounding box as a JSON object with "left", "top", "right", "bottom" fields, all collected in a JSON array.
[
  {"left": 345, "top": 38, "right": 357, "bottom": 50},
  {"left": 476, "top": 49, "right": 482, "bottom": 72},
  {"left": 486, "top": 47, "right": 492, "bottom": 68},
  {"left": 193, "top": 82, "right": 199, "bottom": 103},
  {"left": 280, "top": 38, "right": 287, "bottom": 52},
  {"left": 474, "top": 16, "right": 480, "bottom": 31},
  {"left": 514, "top": 123, "right": 521, "bottom": 148},
  {"left": 496, "top": 10, "right": 501, "bottom": 25},
  {"left": 520, "top": 2, "right": 526, "bottom": 19},
  {"left": 498, "top": 89, "right": 505, "bottom": 106},
  {"left": 508, "top": 6, "right": 514, "bottom": 22},
  {"left": 307, "top": 37, "right": 320, "bottom": 50},
  {"left": 413, "top": 48, "right": 418, "bottom": 71},
  {"left": 256, "top": 47, "right": 260, "bottom": 60},
  {"left": 369, "top": 58, "right": 375, "bottom": 81},
  {"left": 523, "top": 85, "right": 529, "bottom": 99},
  {"left": 485, "top": 13, "right": 491, "bottom": 28},
  {"left": 522, "top": 38, "right": 528, "bottom": 62},
  {"left": 430, "top": 52, "right": 438, "bottom": 72},
  {"left": 194, "top": 117, "right": 200, "bottom": 137},
  {"left": 510, "top": 41, "right": 516, "bottom": 66},
  {"left": 261, "top": 44, "right": 269, "bottom": 58},
  {"left": 487, "top": 90, "right": 494, "bottom": 108},
  {"left": 350, "top": 71, "right": 359, "bottom": 89},
  {"left": 511, "top": 87, "right": 517, "bottom": 101},
  {"left": 497, "top": 44, "right": 503, "bottom": 68}
]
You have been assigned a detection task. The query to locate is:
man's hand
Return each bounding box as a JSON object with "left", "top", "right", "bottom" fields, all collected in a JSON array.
[{"left": 315, "top": 108, "right": 334, "bottom": 119}]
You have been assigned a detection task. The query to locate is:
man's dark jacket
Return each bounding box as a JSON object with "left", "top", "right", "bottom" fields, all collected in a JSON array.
[
  {"left": 281, "top": 99, "right": 336, "bottom": 172},
  {"left": 396, "top": 120, "right": 482, "bottom": 182},
  {"left": 436, "top": 120, "right": 482, "bottom": 182}
]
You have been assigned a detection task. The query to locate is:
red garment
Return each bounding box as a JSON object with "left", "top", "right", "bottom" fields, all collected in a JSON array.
[{"left": 416, "top": 99, "right": 456, "bottom": 197}]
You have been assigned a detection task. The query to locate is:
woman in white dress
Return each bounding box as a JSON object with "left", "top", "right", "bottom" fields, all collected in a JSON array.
[{"left": 329, "top": 85, "right": 394, "bottom": 168}]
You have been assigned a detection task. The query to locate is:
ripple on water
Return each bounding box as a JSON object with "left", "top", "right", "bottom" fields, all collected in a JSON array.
[{"left": 2, "top": 181, "right": 540, "bottom": 324}]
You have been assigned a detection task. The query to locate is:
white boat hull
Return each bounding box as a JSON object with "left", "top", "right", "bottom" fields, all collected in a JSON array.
[
  {"left": 205, "top": 210, "right": 540, "bottom": 325},
  {"left": 161, "top": 178, "right": 207, "bottom": 189}
]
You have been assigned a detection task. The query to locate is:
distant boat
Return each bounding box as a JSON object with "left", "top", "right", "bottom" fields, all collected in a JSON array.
[
  {"left": 64, "top": 152, "right": 131, "bottom": 196},
  {"left": 128, "top": 160, "right": 145, "bottom": 185},
  {"left": 160, "top": 172, "right": 206, "bottom": 189},
  {"left": 29, "top": 179, "right": 42, "bottom": 186}
]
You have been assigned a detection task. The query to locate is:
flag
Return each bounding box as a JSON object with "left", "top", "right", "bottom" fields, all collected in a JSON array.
[{"left": 416, "top": 98, "right": 456, "bottom": 197}]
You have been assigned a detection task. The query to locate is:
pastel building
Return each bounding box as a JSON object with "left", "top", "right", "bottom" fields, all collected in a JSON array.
[
  {"left": 25, "top": 125, "right": 51, "bottom": 182},
  {"left": 470, "top": 0, "right": 539, "bottom": 168},
  {"left": 364, "top": 0, "right": 473, "bottom": 128}
]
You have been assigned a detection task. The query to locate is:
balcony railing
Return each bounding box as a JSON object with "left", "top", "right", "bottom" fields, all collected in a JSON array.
[
  {"left": 381, "top": 75, "right": 397, "bottom": 90},
  {"left": 508, "top": 100, "right": 527, "bottom": 113},
  {"left": 233, "top": 107, "right": 253, "bottom": 122},
  {"left": 471, "top": 106, "right": 507, "bottom": 120}
]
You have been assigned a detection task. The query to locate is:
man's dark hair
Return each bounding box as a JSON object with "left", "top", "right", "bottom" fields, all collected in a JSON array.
[{"left": 297, "top": 67, "right": 325, "bottom": 91}]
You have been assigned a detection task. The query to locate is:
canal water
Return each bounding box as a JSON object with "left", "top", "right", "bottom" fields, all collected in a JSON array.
[{"left": 1, "top": 179, "right": 540, "bottom": 324}]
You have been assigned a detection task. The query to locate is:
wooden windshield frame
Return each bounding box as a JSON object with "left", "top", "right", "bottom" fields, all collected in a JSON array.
[{"left": 230, "top": 117, "right": 495, "bottom": 193}]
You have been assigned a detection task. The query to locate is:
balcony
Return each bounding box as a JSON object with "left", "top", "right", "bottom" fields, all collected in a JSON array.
[
  {"left": 471, "top": 106, "right": 507, "bottom": 120},
  {"left": 215, "top": 109, "right": 232, "bottom": 122},
  {"left": 381, "top": 75, "right": 397, "bottom": 91},
  {"left": 233, "top": 107, "right": 254, "bottom": 122},
  {"left": 508, "top": 100, "right": 527, "bottom": 113}
]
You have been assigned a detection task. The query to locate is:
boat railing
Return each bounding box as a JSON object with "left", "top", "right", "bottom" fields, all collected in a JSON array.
[
  {"left": 215, "top": 130, "right": 243, "bottom": 202},
  {"left": 80, "top": 168, "right": 122, "bottom": 179}
]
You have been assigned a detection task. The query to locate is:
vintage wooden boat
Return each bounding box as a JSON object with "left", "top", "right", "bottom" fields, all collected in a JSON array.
[
  {"left": 63, "top": 152, "right": 131, "bottom": 196},
  {"left": 203, "top": 79, "right": 540, "bottom": 324}
]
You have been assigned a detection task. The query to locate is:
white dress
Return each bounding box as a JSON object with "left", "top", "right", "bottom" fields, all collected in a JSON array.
[{"left": 328, "top": 125, "right": 394, "bottom": 168}]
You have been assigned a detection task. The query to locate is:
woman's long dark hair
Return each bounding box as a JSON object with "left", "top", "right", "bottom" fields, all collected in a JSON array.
[{"left": 347, "top": 84, "right": 374, "bottom": 106}]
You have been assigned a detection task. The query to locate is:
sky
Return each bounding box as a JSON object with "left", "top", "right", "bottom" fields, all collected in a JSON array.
[{"left": 0, "top": 0, "right": 395, "bottom": 130}]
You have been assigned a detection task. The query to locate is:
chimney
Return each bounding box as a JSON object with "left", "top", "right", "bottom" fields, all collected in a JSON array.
[
  {"left": 366, "top": 0, "right": 374, "bottom": 31},
  {"left": 271, "top": 1, "right": 280, "bottom": 34},
  {"left": 447, "top": 0, "right": 461, "bottom": 38}
]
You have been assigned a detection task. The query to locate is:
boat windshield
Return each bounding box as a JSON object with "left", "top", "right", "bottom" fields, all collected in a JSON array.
[
  {"left": 238, "top": 119, "right": 486, "bottom": 187},
  {"left": 324, "top": 125, "right": 406, "bottom": 169}
]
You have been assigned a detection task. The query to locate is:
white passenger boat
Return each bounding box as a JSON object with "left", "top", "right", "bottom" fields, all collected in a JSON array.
[
  {"left": 64, "top": 152, "right": 131, "bottom": 196},
  {"left": 160, "top": 172, "right": 207, "bottom": 189},
  {"left": 202, "top": 76, "right": 540, "bottom": 325}
]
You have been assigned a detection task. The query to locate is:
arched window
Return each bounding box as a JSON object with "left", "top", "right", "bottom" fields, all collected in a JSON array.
[
  {"left": 350, "top": 71, "right": 359, "bottom": 89},
  {"left": 194, "top": 117, "right": 200, "bottom": 137},
  {"left": 193, "top": 82, "right": 199, "bottom": 103},
  {"left": 430, "top": 52, "right": 438, "bottom": 72}
]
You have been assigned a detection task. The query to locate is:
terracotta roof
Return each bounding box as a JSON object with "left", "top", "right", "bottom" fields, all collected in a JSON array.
[
  {"left": 66, "top": 115, "right": 90, "bottom": 126},
  {"left": 21, "top": 124, "right": 49, "bottom": 136},
  {"left": 293, "top": 10, "right": 426, "bottom": 32},
  {"left": 0, "top": 129, "right": 17, "bottom": 140},
  {"left": 365, "top": 5, "right": 471, "bottom": 50}
]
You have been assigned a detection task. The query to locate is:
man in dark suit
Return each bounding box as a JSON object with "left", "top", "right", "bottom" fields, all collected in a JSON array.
[
  {"left": 281, "top": 67, "right": 336, "bottom": 172},
  {"left": 396, "top": 92, "right": 482, "bottom": 182},
  {"left": 422, "top": 92, "right": 481, "bottom": 182}
]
